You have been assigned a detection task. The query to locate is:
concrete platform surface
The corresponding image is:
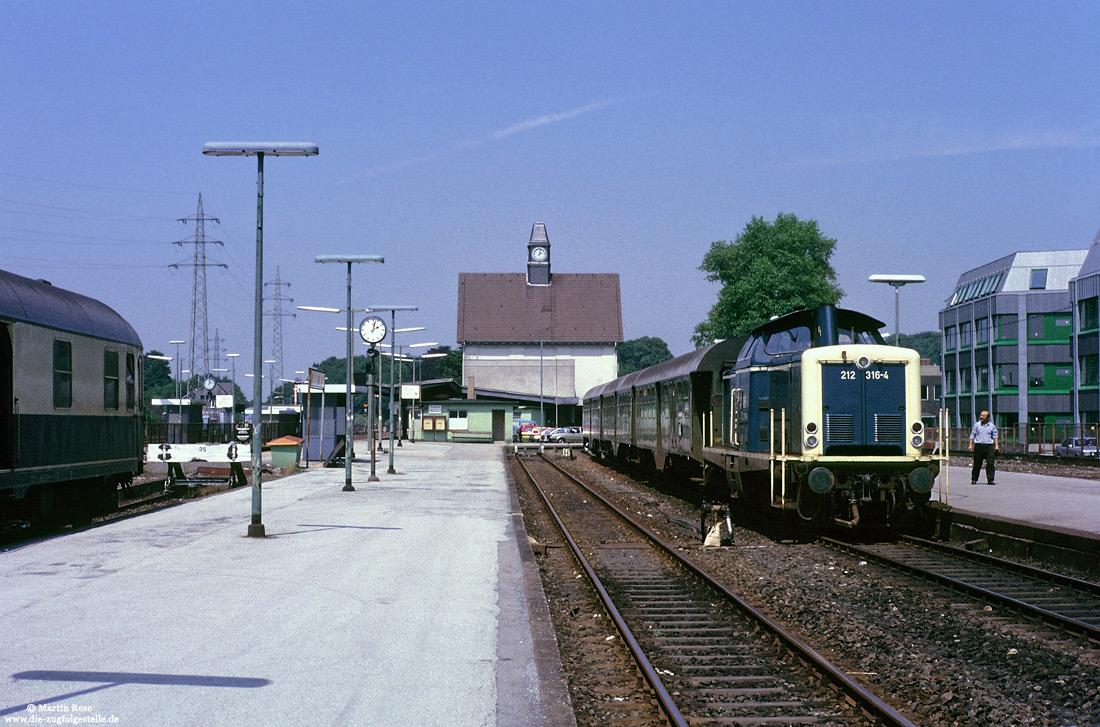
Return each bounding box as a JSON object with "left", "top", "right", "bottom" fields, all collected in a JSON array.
[
  {"left": 0, "top": 442, "right": 574, "bottom": 727},
  {"left": 935, "top": 463, "right": 1100, "bottom": 537}
]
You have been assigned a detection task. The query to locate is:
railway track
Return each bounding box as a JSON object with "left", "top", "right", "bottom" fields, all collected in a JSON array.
[
  {"left": 823, "top": 535, "right": 1100, "bottom": 643},
  {"left": 516, "top": 453, "right": 919, "bottom": 727}
]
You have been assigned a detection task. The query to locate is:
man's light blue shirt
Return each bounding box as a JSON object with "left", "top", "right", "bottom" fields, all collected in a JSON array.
[{"left": 970, "top": 420, "right": 998, "bottom": 444}]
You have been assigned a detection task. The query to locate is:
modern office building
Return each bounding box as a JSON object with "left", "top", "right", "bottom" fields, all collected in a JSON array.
[{"left": 940, "top": 249, "right": 1088, "bottom": 429}]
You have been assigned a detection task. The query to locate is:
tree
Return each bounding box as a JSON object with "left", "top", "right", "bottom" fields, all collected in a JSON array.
[
  {"left": 435, "top": 347, "right": 463, "bottom": 384},
  {"left": 896, "top": 331, "right": 941, "bottom": 365},
  {"left": 617, "top": 336, "right": 673, "bottom": 375},
  {"left": 692, "top": 213, "right": 843, "bottom": 347}
]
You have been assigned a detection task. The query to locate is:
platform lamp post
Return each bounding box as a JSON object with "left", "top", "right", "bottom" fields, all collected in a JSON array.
[
  {"left": 226, "top": 353, "right": 240, "bottom": 421},
  {"left": 314, "top": 255, "right": 385, "bottom": 492},
  {"left": 365, "top": 305, "right": 418, "bottom": 474},
  {"left": 869, "top": 274, "right": 926, "bottom": 346},
  {"left": 380, "top": 326, "right": 426, "bottom": 446},
  {"left": 403, "top": 343, "right": 438, "bottom": 444},
  {"left": 169, "top": 339, "right": 186, "bottom": 426},
  {"left": 203, "top": 141, "right": 318, "bottom": 538}
]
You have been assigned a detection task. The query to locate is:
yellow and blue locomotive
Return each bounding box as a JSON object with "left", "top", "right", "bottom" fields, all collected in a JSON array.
[
  {"left": 712, "top": 305, "right": 939, "bottom": 527},
  {"left": 583, "top": 304, "right": 940, "bottom": 529}
]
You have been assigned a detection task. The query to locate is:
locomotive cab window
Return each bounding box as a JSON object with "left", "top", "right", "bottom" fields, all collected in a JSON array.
[
  {"left": 53, "top": 339, "right": 72, "bottom": 409},
  {"left": 104, "top": 349, "right": 119, "bottom": 410},
  {"left": 763, "top": 326, "right": 810, "bottom": 354}
]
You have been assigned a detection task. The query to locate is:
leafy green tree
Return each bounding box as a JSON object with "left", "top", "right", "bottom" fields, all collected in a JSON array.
[
  {"left": 693, "top": 213, "right": 843, "bottom": 347},
  {"left": 617, "top": 336, "right": 673, "bottom": 375},
  {"left": 896, "top": 331, "right": 941, "bottom": 365},
  {"left": 435, "top": 347, "right": 463, "bottom": 383},
  {"left": 142, "top": 351, "right": 175, "bottom": 400}
]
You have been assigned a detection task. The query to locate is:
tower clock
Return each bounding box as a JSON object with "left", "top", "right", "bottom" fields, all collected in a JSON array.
[{"left": 527, "top": 221, "right": 550, "bottom": 285}]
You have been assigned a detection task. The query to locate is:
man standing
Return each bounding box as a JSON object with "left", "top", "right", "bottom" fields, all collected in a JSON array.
[{"left": 968, "top": 410, "right": 999, "bottom": 485}]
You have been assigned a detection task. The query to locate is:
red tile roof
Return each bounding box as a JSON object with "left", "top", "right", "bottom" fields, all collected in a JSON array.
[{"left": 457, "top": 273, "right": 623, "bottom": 344}]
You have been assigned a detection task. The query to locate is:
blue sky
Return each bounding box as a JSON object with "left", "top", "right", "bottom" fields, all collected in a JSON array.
[{"left": 3, "top": 1, "right": 1099, "bottom": 383}]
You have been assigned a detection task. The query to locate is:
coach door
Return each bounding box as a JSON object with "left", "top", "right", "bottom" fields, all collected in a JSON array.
[{"left": 0, "top": 325, "right": 12, "bottom": 469}]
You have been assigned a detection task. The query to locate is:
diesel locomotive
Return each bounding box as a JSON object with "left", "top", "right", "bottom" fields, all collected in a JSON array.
[
  {"left": 0, "top": 269, "right": 144, "bottom": 526},
  {"left": 583, "top": 304, "right": 942, "bottom": 528}
]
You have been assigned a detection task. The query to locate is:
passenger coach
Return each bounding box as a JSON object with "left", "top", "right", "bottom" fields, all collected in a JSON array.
[{"left": 0, "top": 269, "right": 144, "bottom": 524}]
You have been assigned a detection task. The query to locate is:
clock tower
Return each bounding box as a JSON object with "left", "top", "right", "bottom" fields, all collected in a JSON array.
[{"left": 526, "top": 221, "right": 551, "bottom": 286}]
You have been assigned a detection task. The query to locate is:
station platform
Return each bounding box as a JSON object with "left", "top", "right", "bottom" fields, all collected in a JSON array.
[
  {"left": 0, "top": 442, "right": 575, "bottom": 727},
  {"left": 934, "top": 463, "right": 1100, "bottom": 539}
]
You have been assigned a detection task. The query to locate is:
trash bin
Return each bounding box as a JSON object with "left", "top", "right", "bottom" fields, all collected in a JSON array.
[{"left": 268, "top": 435, "right": 303, "bottom": 470}]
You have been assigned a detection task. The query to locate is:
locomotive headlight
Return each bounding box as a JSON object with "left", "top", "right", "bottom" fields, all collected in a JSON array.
[
  {"left": 805, "top": 435, "right": 819, "bottom": 448},
  {"left": 856, "top": 355, "right": 871, "bottom": 369},
  {"left": 911, "top": 421, "right": 923, "bottom": 434},
  {"left": 805, "top": 421, "right": 818, "bottom": 434},
  {"left": 911, "top": 435, "right": 924, "bottom": 448}
]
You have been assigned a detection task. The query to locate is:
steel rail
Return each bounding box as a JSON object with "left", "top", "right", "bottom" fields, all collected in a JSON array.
[
  {"left": 535, "top": 454, "right": 921, "bottom": 727},
  {"left": 823, "top": 536, "right": 1100, "bottom": 643},
  {"left": 515, "top": 455, "right": 690, "bottom": 727}
]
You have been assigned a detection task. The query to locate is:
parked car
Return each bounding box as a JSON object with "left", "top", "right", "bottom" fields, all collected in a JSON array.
[
  {"left": 548, "top": 426, "right": 582, "bottom": 443},
  {"left": 1053, "top": 437, "right": 1099, "bottom": 457},
  {"left": 519, "top": 425, "right": 546, "bottom": 442}
]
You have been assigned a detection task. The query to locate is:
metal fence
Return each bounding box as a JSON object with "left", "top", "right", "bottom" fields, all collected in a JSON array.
[
  {"left": 144, "top": 421, "right": 301, "bottom": 445},
  {"left": 940, "top": 423, "right": 1100, "bottom": 456}
]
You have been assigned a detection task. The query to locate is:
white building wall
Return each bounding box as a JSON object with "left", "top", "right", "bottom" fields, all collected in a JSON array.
[{"left": 462, "top": 343, "right": 618, "bottom": 399}]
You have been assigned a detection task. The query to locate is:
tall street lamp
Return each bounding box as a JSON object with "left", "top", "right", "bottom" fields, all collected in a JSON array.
[
  {"left": 170, "top": 339, "right": 186, "bottom": 429},
  {"left": 869, "top": 274, "right": 926, "bottom": 346},
  {"left": 226, "top": 353, "right": 240, "bottom": 421},
  {"left": 315, "top": 255, "right": 384, "bottom": 491},
  {"left": 204, "top": 141, "right": 318, "bottom": 538},
  {"left": 365, "top": 305, "right": 418, "bottom": 474}
]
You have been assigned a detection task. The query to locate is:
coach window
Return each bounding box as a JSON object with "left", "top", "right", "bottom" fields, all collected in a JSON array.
[
  {"left": 53, "top": 340, "right": 72, "bottom": 408},
  {"left": 125, "top": 353, "right": 136, "bottom": 409},
  {"left": 104, "top": 349, "right": 119, "bottom": 410}
]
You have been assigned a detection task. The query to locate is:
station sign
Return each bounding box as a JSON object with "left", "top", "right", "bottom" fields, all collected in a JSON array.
[
  {"left": 149, "top": 442, "right": 251, "bottom": 463},
  {"left": 401, "top": 384, "right": 421, "bottom": 400}
]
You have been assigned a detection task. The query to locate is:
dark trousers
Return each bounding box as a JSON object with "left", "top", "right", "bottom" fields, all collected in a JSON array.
[{"left": 971, "top": 443, "right": 995, "bottom": 483}]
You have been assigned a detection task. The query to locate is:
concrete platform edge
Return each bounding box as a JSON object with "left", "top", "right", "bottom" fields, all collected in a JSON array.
[{"left": 501, "top": 451, "right": 577, "bottom": 727}]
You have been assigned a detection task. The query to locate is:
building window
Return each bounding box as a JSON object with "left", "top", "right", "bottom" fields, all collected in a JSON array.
[
  {"left": 945, "top": 369, "right": 956, "bottom": 394},
  {"left": 53, "top": 340, "right": 72, "bottom": 409},
  {"left": 1080, "top": 298, "right": 1099, "bottom": 331},
  {"left": 448, "top": 409, "right": 469, "bottom": 431},
  {"left": 959, "top": 321, "right": 972, "bottom": 348},
  {"left": 975, "top": 318, "right": 989, "bottom": 345},
  {"left": 922, "top": 384, "right": 941, "bottom": 401},
  {"left": 995, "top": 314, "right": 1018, "bottom": 341},
  {"left": 1028, "top": 314, "right": 1045, "bottom": 340},
  {"left": 997, "top": 364, "right": 1018, "bottom": 389},
  {"left": 1030, "top": 268, "right": 1048, "bottom": 290},
  {"left": 1028, "top": 363, "right": 1045, "bottom": 388},
  {"left": 126, "top": 353, "right": 136, "bottom": 409},
  {"left": 976, "top": 365, "right": 989, "bottom": 392},
  {"left": 104, "top": 349, "right": 119, "bottom": 410},
  {"left": 960, "top": 367, "right": 971, "bottom": 393},
  {"left": 1081, "top": 354, "right": 1099, "bottom": 386},
  {"left": 944, "top": 326, "right": 957, "bottom": 351}
]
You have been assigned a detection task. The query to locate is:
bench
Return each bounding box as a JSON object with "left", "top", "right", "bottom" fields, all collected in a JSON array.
[{"left": 451, "top": 431, "right": 495, "bottom": 443}]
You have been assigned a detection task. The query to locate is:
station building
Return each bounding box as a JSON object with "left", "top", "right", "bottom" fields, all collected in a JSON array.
[
  {"left": 939, "top": 234, "right": 1100, "bottom": 429},
  {"left": 455, "top": 222, "right": 623, "bottom": 426}
]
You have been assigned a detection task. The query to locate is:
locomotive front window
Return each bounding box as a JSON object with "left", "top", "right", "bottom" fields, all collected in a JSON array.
[
  {"left": 763, "top": 326, "right": 810, "bottom": 354},
  {"left": 53, "top": 340, "right": 72, "bottom": 409}
]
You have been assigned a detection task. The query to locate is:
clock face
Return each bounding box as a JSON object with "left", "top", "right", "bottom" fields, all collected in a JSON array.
[
  {"left": 530, "top": 246, "right": 548, "bottom": 262},
  {"left": 359, "top": 315, "right": 388, "bottom": 344},
  {"left": 203, "top": 377, "right": 216, "bottom": 391}
]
